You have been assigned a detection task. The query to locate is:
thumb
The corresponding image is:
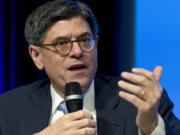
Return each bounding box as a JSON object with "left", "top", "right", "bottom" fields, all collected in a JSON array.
[{"left": 153, "top": 66, "right": 163, "bottom": 82}]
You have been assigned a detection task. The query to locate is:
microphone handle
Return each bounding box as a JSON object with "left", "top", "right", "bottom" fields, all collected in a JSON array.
[{"left": 66, "top": 98, "right": 83, "bottom": 113}]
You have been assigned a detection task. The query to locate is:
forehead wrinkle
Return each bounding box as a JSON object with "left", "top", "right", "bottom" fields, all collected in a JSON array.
[
  {"left": 50, "top": 31, "right": 93, "bottom": 44},
  {"left": 43, "top": 17, "right": 92, "bottom": 43}
]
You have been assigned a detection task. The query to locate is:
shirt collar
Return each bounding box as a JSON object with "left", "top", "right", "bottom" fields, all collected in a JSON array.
[
  {"left": 50, "top": 80, "right": 95, "bottom": 115},
  {"left": 50, "top": 85, "right": 64, "bottom": 115}
]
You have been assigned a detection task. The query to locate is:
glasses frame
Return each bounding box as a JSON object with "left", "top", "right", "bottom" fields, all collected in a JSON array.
[{"left": 39, "top": 36, "right": 98, "bottom": 56}]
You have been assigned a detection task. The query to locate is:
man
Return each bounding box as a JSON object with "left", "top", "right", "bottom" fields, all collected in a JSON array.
[{"left": 0, "top": 0, "right": 179, "bottom": 135}]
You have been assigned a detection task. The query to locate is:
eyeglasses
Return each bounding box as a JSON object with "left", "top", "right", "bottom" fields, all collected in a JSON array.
[{"left": 39, "top": 36, "right": 98, "bottom": 56}]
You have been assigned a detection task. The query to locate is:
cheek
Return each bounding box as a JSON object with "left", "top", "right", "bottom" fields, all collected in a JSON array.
[
  {"left": 42, "top": 54, "right": 65, "bottom": 76},
  {"left": 89, "top": 50, "right": 98, "bottom": 72},
  {"left": 93, "top": 49, "right": 98, "bottom": 64}
]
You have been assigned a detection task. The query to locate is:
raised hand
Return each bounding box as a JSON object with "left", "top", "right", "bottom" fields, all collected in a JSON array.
[{"left": 118, "top": 66, "right": 163, "bottom": 134}]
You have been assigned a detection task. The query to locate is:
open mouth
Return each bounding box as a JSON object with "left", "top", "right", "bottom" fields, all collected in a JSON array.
[{"left": 68, "top": 64, "right": 87, "bottom": 71}]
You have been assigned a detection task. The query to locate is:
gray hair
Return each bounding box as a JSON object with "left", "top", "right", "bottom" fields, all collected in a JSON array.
[{"left": 24, "top": 0, "right": 99, "bottom": 46}]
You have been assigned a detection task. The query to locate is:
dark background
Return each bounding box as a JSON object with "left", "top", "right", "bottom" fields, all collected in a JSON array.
[{"left": 0, "top": 0, "right": 134, "bottom": 92}]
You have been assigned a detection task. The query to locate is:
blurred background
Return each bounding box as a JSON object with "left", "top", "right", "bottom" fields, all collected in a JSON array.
[{"left": 0, "top": 0, "right": 179, "bottom": 118}]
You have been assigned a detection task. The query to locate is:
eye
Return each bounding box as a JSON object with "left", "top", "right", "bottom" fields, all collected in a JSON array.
[
  {"left": 56, "top": 40, "right": 69, "bottom": 46},
  {"left": 79, "top": 37, "right": 91, "bottom": 43}
]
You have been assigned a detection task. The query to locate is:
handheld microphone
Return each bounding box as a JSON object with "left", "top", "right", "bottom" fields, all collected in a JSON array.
[{"left": 65, "top": 82, "right": 84, "bottom": 113}]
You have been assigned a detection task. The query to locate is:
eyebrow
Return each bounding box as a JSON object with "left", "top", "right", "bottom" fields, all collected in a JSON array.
[{"left": 50, "top": 32, "right": 93, "bottom": 44}]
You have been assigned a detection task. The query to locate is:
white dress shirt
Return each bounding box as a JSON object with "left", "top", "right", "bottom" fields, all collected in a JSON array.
[
  {"left": 48, "top": 80, "right": 165, "bottom": 135},
  {"left": 48, "top": 80, "right": 96, "bottom": 125}
]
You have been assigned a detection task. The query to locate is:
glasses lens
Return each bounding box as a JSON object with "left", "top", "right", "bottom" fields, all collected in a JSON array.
[
  {"left": 79, "top": 37, "right": 94, "bottom": 52},
  {"left": 56, "top": 43, "right": 71, "bottom": 55},
  {"left": 54, "top": 37, "right": 96, "bottom": 55}
]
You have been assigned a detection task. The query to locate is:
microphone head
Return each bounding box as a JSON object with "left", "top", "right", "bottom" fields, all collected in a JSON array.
[
  {"left": 65, "top": 82, "right": 83, "bottom": 96},
  {"left": 65, "top": 82, "right": 83, "bottom": 113}
]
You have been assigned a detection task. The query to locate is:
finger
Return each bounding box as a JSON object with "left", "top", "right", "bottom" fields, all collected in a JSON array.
[
  {"left": 153, "top": 66, "right": 162, "bottom": 82},
  {"left": 119, "top": 91, "right": 145, "bottom": 109},
  {"left": 64, "top": 110, "right": 93, "bottom": 121},
  {"left": 131, "top": 68, "right": 155, "bottom": 81},
  {"left": 131, "top": 67, "right": 163, "bottom": 94},
  {"left": 74, "top": 119, "right": 96, "bottom": 129},
  {"left": 121, "top": 72, "right": 148, "bottom": 86},
  {"left": 118, "top": 80, "right": 143, "bottom": 96},
  {"left": 74, "top": 127, "right": 96, "bottom": 135}
]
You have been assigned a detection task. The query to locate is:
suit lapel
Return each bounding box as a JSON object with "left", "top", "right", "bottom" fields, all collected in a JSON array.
[
  {"left": 94, "top": 76, "right": 139, "bottom": 135},
  {"left": 20, "top": 79, "right": 52, "bottom": 134},
  {"left": 94, "top": 76, "right": 121, "bottom": 135}
]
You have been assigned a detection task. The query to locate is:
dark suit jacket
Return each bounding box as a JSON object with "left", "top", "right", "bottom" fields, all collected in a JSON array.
[{"left": 0, "top": 75, "right": 180, "bottom": 135}]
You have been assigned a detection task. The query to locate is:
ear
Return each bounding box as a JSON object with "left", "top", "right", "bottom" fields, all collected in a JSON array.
[{"left": 29, "top": 45, "right": 44, "bottom": 70}]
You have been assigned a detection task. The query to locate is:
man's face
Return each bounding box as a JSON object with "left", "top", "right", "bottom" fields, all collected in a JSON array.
[{"left": 31, "top": 16, "right": 98, "bottom": 96}]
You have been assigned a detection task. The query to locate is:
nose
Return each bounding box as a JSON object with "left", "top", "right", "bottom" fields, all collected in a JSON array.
[{"left": 68, "top": 41, "right": 82, "bottom": 58}]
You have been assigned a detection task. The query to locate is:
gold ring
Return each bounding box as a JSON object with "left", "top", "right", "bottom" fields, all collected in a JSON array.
[{"left": 140, "top": 90, "right": 145, "bottom": 98}]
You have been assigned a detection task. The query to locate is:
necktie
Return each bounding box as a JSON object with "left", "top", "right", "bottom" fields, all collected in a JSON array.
[{"left": 58, "top": 101, "right": 68, "bottom": 114}]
